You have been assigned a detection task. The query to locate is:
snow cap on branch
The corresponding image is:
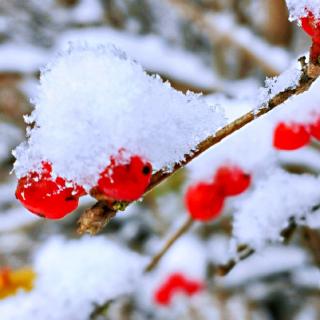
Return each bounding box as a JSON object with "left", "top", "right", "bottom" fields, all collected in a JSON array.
[{"left": 13, "top": 44, "right": 225, "bottom": 188}]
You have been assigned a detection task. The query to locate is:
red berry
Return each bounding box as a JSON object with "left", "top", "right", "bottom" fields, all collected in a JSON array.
[
  {"left": 183, "top": 279, "right": 203, "bottom": 295},
  {"left": 154, "top": 283, "right": 171, "bottom": 306},
  {"left": 310, "top": 116, "right": 320, "bottom": 140},
  {"left": 97, "top": 151, "right": 152, "bottom": 201},
  {"left": 154, "top": 273, "right": 203, "bottom": 306},
  {"left": 273, "top": 122, "right": 310, "bottom": 151},
  {"left": 301, "top": 11, "right": 320, "bottom": 43},
  {"left": 214, "top": 165, "right": 251, "bottom": 197},
  {"left": 185, "top": 182, "right": 225, "bottom": 222},
  {"left": 15, "top": 162, "right": 86, "bottom": 219}
]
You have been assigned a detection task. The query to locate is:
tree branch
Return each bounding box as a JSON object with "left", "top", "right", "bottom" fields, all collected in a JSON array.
[
  {"left": 144, "top": 216, "right": 194, "bottom": 273},
  {"left": 77, "top": 55, "right": 317, "bottom": 235}
]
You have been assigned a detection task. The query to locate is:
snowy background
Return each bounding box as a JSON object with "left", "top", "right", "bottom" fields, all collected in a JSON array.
[{"left": 0, "top": 0, "right": 320, "bottom": 319}]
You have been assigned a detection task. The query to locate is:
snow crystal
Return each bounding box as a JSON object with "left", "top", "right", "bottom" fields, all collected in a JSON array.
[
  {"left": 286, "top": 0, "right": 320, "bottom": 21},
  {"left": 232, "top": 170, "right": 320, "bottom": 250},
  {"left": 13, "top": 44, "right": 225, "bottom": 188},
  {"left": 258, "top": 62, "right": 302, "bottom": 107},
  {"left": 0, "top": 236, "right": 146, "bottom": 320}
]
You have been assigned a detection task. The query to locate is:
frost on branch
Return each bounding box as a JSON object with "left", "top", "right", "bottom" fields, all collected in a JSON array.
[
  {"left": 286, "top": 0, "right": 320, "bottom": 21},
  {"left": 13, "top": 44, "right": 225, "bottom": 189},
  {"left": 0, "top": 237, "right": 145, "bottom": 320},
  {"left": 258, "top": 62, "right": 303, "bottom": 106}
]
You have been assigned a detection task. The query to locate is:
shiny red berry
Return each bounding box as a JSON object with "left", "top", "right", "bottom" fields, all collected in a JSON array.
[
  {"left": 310, "top": 116, "right": 320, "bottom": 140},
  {"left": 185, "top": 182, "right": 225, "bottom": 222},
  {"left": 214, "top": 165, "right": 251, "bottom": 197},
  {"left": 154, "top": 273, "right": 203, "bottom": 306},
  {"left": 301, "top": 11, "right": 320, "bottom": 43},
  {"left": 273, "top": 122, "right": 310, "bottom": 151},
  {"left": 97, "top": 151, "right": 152, "bottom": 201},
  {"left": 15, "top": 162, "right": 86, "bottom": 219}
]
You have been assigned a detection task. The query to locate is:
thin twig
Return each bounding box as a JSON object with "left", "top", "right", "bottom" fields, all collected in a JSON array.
[
  {"left": 144, "top": 217, "right": 194, "bottom": 272},
  {"left": 215, "top": 217, "right": 297, "bottom": 276},
  {"left": 77, "top": 56, "right": 316, "bottom": 235}
]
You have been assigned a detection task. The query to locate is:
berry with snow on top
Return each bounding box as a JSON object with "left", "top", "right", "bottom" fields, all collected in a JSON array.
[
  {"left": 301, "top": 11, "right": 320, "bottom": 43},
  {"left": 15, "top": 162, "right": 86, "bottom": 219},
  {"left": 185, "top": 182, "right": 225, "bottom": 222},
  {"left": 273, "top": 122, "right": 310, "bottom": 150},
  {"left": 96, "top": 150, "right": 152, "bottom": 201}
]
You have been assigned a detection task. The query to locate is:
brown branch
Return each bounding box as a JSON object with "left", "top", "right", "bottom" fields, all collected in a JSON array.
[
  {"left": 77, "top": 56, "right": 317, "bottom": 235},
  {"left": 301, "top": 227, "right": 320, "bottom": 267},
  {"left": 144, "top": 216, "right": 194, "bottom": 273},
  {"left": 215, "top": 217, "right": 297, "bottom": 276},
  {"left": 216, "top": 247, "right": 255, "bottom": 277}
]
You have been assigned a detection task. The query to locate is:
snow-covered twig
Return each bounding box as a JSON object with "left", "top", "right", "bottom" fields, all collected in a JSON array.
[{"left": 78, "top": 56, "right": 316, "bottom": 237}]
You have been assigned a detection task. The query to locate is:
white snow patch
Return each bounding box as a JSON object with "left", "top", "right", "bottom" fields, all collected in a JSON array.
[
  {"left": 13, "top": 44, "right": 225, "bottom": 188},
  {"left": 0, "top": 236, "right": 146, "bottom": 320}
]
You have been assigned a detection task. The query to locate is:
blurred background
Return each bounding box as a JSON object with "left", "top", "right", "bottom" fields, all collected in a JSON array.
[{"left": 0, "top": 1, "right": 319, "bottom": 319}]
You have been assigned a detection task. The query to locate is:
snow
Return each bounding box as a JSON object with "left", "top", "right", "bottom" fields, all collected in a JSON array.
[
  {"left": 258, "top": 62, "right": 303, "bottom": 107},
  {"left": 70, "top": 0, "right": 104, "bottom": 24},
  {"left": 0, "top": 208, "right": 39, "bottom": 233},
  {"left": 0, "top": 236, "right": 146, "bottom": 320},
  {"left": 286, "top": 0, "right": 320, "bottom": 21},
  {"left": 294, "top": 306, "right": 318, "bottom": 320},
  {"left": 0, "top": 43, "right": 47, "bottom": 73},
  {"left": 187, "top": 111, "right": 275, "bottom": 184},
  {"left": 13, "top": 44, "right": 225, "bottom": 188},
  {"left": 232, "top": 170, "right": 320, "bottom": 250},
  {"left": 217, "top": 246, "right": 309, "bottom": 287},
  {"left": 186, "top": 70, "right": 320, "bottom": 251},
  {"left": 292, "top": 266, "right": 320, "bottom": 289},
  {"left": 55, "top": 27, "right": 218, "bottom": 88}
]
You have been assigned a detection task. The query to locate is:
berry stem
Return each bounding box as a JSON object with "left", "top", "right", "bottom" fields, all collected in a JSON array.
[{"left": 144, "top": 216, "right": 194, "bottom": 273}]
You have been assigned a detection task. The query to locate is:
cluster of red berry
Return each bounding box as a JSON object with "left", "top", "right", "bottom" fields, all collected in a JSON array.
[
  {"left": 185, "top": 165, "right": 251, "bottom": 222},
  {"left": 15, "top": 151, "right": 152, "bottom": 219},
  {"left": 301, "top": 11, "right": 320, "bottom": 63},
  {"left": 273, "top": 116, "right": 320, "bottom": 151},
  {"left": 154, "top": 272, "right": 203, "bottom": 306}
]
